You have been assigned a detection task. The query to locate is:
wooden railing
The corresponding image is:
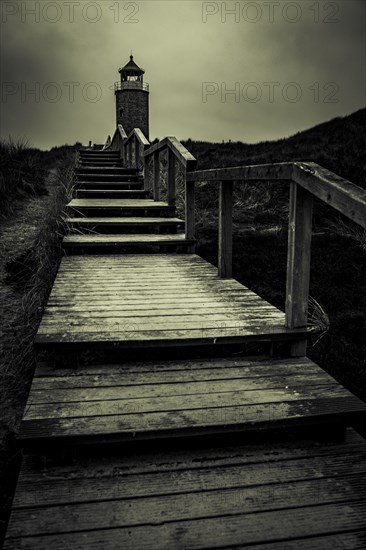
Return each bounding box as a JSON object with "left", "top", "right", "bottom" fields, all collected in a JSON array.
[
  {"left": 107, "top": 128, "right": 366, "bottom": 355},
  {"left": 144, "top": 137, "right": 197, "bottom": 205},
  {"left": 109, "top": 125, "right": 150, "bottom": 173},
  {"left": 123, "top": 128, "right": 150, "bottom": 172},
  {"left": 110, "top": 124, "right": 127, "bottom": 158},
  {"left": 185, "top": 161, "right": 366, "bottom": 356}
]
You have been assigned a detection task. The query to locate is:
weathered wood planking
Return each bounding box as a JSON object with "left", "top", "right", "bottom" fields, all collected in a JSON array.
[
  {"left": 65, "top": 217, "right": 184, "bottom": 226},
  {"left": 285, "top": 181, "right": 313, "bottom": 356},
  {"left": 35, "top": 254, "right": 309, "bottom": 349},
  {"left": 68, "top": 198, "right": 171, "bottom": 209},
  {"left": 63, "top": 234, "right": 195, "bottom": 246},
  {"left": 5, "top": 429, "right": 366, "bottom": 549},
  {"left": 19, "top": 357, "right": 366, "bottom": 444}
]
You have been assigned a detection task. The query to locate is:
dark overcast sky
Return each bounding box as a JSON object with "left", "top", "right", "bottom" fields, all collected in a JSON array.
[{"left": 1, "top": 0, "right": 365, "bottom": 149}]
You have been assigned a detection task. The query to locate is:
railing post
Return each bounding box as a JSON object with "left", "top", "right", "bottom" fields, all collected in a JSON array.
[
  {"left": 128, "top": 140, "right": 133, "bottom": 168},
  {"left": 185, "top": 174, "right": 195, "bottom": 254},
  {"left": 143, "top": 147, "right": 148, "bottom": 192},
  {"left": 167, "top": 148, "right": 176, "bottom": 207},
  {"left": 285, "top": 181, "right": 313, "bottom": 357},
  {"left": 218, "top": 180, "right": 233, "bottom": 278},
  {"left": 135, "top": 137, "right": 140, "bottom": 170},
  {"left": 122, "top": 140, "right": 126, "bottom": 165},
  {"left": 153, "top": 151, "right": 160, "bottom": 201}
]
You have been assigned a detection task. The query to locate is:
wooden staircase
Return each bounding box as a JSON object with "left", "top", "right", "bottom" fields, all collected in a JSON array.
[
  {"left": 64, "top": 150, "right": 192, "bottom": 253},
  {"left": 4, "top": 141, "right": 366, "bottom": 549}
]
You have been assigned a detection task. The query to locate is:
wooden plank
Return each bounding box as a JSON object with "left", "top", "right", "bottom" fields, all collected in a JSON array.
[
  {"left": 33, "top": 357, "right": 312, "bottom": 377},
  {"left": 6, "top": 475, "right": 366, "bottom": 538},
  {"left": 293, "top": 161, "right": 366, "bottom": 229},
  {"left": 65, "top": 217, "right": 183, "bottom": 226},
  {"left": 19, "top": 394, "right": 365, "bottom": 443},
  {"left": 44, "top": 297, "right": 281, "bottom": 309},
  {"left": 41, "top": 307, "right": 281, "bottom": 320},
  {"left": 26, "top": 371, "right": 331, "bottom": 404},
  {"left": 185, "top": 179, "right": 195, "bottom": 253},
  {"left": 68, "top": 199, "right": 169, "bottom": 208},
  {"left": 153, "top": 150, "right": 160, "bottom": 201},
  {"left": 13, "top": 429, "right": 366, "bottom": 505},
  {"left": 35, "top": 326, "right": 308, "bottom": 349},
  {"left": 167, "top": 147, "right": 175, "bottom": 206},
  {"left": 234, "top": 532, "right": 366, "bottom": 550},
  {"left": 187, "top": 162, "right": 293, "bottom": 182},
  {"left": 218, "top": 180, "right": 233, "bottom": 278},
  {"left": 5, "top": 498, "right": 366, "bottom": 549},
  {"left": 63, "top": 234, "right": 193, "bottom": 245},
  {"left": 38, "top": 315, "right": 289, "bottom": 332},
  {"left": 24, "top": 385, "right": 347, "bottom": 421},
  {"left": 31, "top": 359, "right": 324, "bottom": 388},
  {"left": 285, "top": 182, "right": 313, "bottom": 357},
  {"left": 144, "top": 136, "right": 197, "bottom": 170}
]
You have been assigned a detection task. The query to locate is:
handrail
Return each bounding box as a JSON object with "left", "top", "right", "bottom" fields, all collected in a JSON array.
[
  {"left": 292, "top": 162, "right": 366, "bottom": 229},
  {"left": 117, "top": 124, "right": 127, "bottom": 140},
  {"left": 143, "top": 137, "right": 197, "bottom": 212},
  {"left": 109, "top": 124, "right": 128, "bottom": 157},
  {"left": 145, "top": 137, "right": 197, "bottom": 170},
  {"left": 125, "top": 127, "right": 150, "bottom": 147},
  {"left": 186, "top": 161, "right": 366, "bottom": 229},
  {"left": 185, "top": 159, "right": 366, "bottom": 357},
  {"left": 109, "top": 125, "right": 149, "bottom": 169},
  {"left": 123, "top": 127, "right": 150, "bottom": 172},
  {"left": 114, "top": 81, "right": 149, "bottom": 92},
  {"left": 102, "top": 134, "right": 111, "bottom": 150}
]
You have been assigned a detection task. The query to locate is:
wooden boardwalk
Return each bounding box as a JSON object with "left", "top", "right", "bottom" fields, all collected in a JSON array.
[
  {"left": 5, "top": 147, "right": 366, "bottom": 549},
  {"left": 19, "top": 356, "right": 366, "bottom": 446},
  {"left": 5, "top": 429, "right": 366, "bottom": 548},
  {"left": 35, "top": 254, "right": 307, "bottom": 349}
]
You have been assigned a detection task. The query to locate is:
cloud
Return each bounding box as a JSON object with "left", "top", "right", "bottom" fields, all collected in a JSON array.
[{"left": 0, "top": 0, "right": 364, "bottom": 148}]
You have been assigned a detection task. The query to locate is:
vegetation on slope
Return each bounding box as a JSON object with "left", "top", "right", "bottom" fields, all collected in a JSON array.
[{"left": 0, "top": 141, "right": 78, "bottom": 542}]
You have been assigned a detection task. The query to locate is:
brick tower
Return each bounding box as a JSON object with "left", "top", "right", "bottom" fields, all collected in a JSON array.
[{"left": 114, "top": 54, "right": 149, "bottom": 139}]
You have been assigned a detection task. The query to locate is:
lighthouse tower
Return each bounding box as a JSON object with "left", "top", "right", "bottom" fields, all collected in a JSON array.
[{"left": 114, "top": 55, "right": 149, "bottom": 139}]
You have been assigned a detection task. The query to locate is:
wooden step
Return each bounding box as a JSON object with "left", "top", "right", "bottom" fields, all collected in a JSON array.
[
  {"left": 35, "top": 254, "right": 309, "bottom": 352},
  {"left": 79, "top": 153, "right": 120, "bottom": 157},
  {"left": 76, "top": 167, "right": 139, "bottom": 174},
  {"left": 76, "top": 176, "right": 143, "bottom": 183},
  {"left": 79, "top": 161, "right": 124, "bottom": 167},
  {"left": 79, "top": 153, "right": 120, "bottom": 158},
  {"left": 62, "top": 233, "right": 195, "bottom": 253},
  {"left": 75, "top": 189, "right": 149, "bottom": 199},
  {"left": 5, "top": 429, "right": 366, "bottom": 548},
  {"left": 67, "top": 199, "right": 175, "bottom": 216},
  {"left": 76, "top": 175, "right": 143, "bottom": 183},
  {"left": 65, "top": 217, "right": 184, "bottom": 231},
  {"left": 18, "top": 357, "right": 366, "bottom": 446},
  {"left": 76, "top": 181, "right": 143, "bottom": 189}
]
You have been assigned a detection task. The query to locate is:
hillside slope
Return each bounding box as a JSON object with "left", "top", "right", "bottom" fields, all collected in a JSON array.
[{"left": 183, "top": 108, "right": 366, "bottom": 188}]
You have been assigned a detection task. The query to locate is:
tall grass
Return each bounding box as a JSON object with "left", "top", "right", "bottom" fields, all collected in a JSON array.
[
  {"left": 0, "top": 146, "right": 76, "bottom": 542},
  {"left": 0, "top": 149, "right": 76, "bottom": 426},
  {"left": 0, "top": 138, "right": 47, "bottom": 216}
]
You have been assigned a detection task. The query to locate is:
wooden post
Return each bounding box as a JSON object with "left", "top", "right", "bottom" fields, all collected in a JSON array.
[
  {"left": 218, "top": 181, "right": 233, "bottom": 278},
  {"left": 153, "top": 151, "right": 160, "bottom": 201},
  {"left": 122, "top": 138, "right": 126, "bottom": 165},
  {"left": 167, "top": 148, "right": 176, "bottom": 207},
  {"left": 135, "top": 138, "right": 140, "bottom": 171},
  {"left": 128, "top": 140, "right": 132, "bottom": 168},
  {"left": 285, "top": 181, "right": 313, "bottom": 356},
  {"left": 185, "top": 175, "right": 195, "bottom": 254},
  {"left": 143, "top": 148, "right": 148, "bottom": 192}
]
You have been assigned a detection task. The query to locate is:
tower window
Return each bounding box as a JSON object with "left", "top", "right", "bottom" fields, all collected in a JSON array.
[{"left": 119, "top": 109, "right": 123, "bottom": 117}]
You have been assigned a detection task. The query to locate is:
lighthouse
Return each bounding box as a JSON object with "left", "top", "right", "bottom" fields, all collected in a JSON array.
[{"left": 114, "top": 55, "right": 149, "bottom": 139}]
